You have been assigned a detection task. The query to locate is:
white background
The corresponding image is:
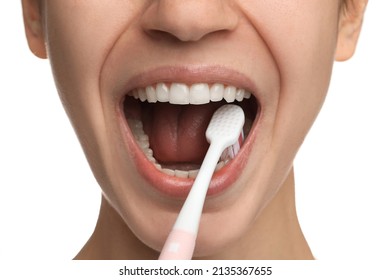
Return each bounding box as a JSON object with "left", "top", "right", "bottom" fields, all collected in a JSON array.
[{"left": 1, "top": 0, "right": 389, "bottom": 269}]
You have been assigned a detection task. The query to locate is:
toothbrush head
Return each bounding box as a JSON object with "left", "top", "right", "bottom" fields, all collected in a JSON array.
[{"left": 206, "top": 104, "right": 245, "bottom": 149}]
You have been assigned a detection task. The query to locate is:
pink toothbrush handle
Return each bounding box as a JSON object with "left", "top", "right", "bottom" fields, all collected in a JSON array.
[{"left": 158, "top": 229, "right": 196, "bottom": 260}]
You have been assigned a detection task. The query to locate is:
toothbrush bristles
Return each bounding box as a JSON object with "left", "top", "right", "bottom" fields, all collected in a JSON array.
[{"left": 220, "top": 130, "right": 244, "bottom": 161}]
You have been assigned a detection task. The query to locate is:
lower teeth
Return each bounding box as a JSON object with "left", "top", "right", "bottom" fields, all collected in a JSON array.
[{"left": 127, "top": 118, "right": 231, "bottom": 178}]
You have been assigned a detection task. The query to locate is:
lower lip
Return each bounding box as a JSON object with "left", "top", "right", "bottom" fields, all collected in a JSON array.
[{"left": 117, "top": 104, "right": 259, "bottom": 198}]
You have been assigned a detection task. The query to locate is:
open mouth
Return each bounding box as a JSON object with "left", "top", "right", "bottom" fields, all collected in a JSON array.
[{"left": 120, "top": 82, "right": 259, "bottom": 197}]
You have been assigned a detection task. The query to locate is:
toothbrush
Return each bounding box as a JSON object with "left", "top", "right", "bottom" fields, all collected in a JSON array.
[{"left": 159, "top": 104, "right": 245, "bottom": 260}]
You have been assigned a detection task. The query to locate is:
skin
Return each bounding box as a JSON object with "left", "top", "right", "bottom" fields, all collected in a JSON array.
[{"left": 22, "top": 0, "right": 367, "bottom": 259}]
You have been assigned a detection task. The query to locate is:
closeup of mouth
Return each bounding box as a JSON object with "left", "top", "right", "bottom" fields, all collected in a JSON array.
[{"left": 118, "top": 70, "right": 260, "bottom": 198}]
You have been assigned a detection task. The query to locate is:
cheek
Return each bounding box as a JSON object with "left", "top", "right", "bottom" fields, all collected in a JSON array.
[
  {"left": 45, "top": 1, "right": 137, "bottom": 95},
  {"left": 236, "top": 1, "right": 341, "bottom": 217},
  {"left": 42, "top": 4, "right": 158, "bottom": 223},
  {"left": 243, "top": 1, "right": 340, "bottom": 152},
  {"left": 43, "top": 1, "right": 145, "bottom": 182}
]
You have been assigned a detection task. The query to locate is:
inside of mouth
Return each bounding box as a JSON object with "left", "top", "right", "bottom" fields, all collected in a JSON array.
[{"left": 123, "top": 92, "right": 257, "bottom": 178}]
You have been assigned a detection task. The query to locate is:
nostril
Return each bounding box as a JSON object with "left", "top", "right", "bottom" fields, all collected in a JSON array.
[
  {"left": 144, "top": 29, "right": 190, "bottom": 43},
  {"left": 146, "top": 27, "right": 223, "bottom": 43},
  {"left": 141, "top": 0, "right": 238, "bottom": 42}
]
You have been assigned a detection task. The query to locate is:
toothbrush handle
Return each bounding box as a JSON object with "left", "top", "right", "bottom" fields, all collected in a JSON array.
[
  {"left": 158, "top": 229, "right": 196, "bottom": 260},
  {"left": 174, "top": 141, "right": 224, "bottom": 233},
  {"left": 159, "top": 142, "right": 224, "bottom": 260}
]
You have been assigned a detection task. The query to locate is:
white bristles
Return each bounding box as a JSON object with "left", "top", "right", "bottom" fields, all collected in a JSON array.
[{"left": 220, "top": 130, "right": 244, "bottom": 161}]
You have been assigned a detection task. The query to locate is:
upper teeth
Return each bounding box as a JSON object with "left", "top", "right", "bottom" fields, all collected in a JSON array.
[{"left": 130, "top": 83, "right": 251, "bottom": 104}]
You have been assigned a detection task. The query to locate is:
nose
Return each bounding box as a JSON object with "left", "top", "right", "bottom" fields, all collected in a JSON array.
[{"left": 142, "top": 0, "right": 238, "bottom": 42}]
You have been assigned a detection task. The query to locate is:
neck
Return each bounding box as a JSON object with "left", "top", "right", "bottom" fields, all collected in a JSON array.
[
  {"left": 75, "top": 169, "right": 313, "bottom": 260},
  {"left": 202, "top": 170, "right": 314, "bottom": 259}
]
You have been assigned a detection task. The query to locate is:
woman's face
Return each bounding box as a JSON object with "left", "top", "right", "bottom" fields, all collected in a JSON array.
[{"left": 28, "top": 0, "right": 350, "bottom": 256}]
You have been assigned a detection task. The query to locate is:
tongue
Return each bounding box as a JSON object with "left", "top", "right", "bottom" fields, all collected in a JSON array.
[{"left": 142, "top": 103, "right": 221, "bottom": 164}]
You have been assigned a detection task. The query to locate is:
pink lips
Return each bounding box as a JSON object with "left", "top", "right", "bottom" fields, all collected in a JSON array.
[{"left": 116, "top": 66, "right": 261, "bottom": 198}]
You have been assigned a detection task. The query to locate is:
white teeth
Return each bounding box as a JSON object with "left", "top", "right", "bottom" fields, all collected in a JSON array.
[
  {"left": 174, "top": 170, "right": 189, "bottom": 178},
  {"left": 224, "top": 86, "right": 236, "bottom": 103},
  {"left": 210, "top": 83, "right": 224, "bottom": 102},
  {"left": 236, "top": 89, "right": 245, "bottom": 102},
  {"left": 170, "top": 83, "right": 190, "bottom": 104},
  {"left": 138, "top": 140, "right": 149, "bottom": 150},
  {"left": 188, "top": 169, "right": 199, "bottom": 179},
  {"left": 138, "top": 88, "right": 147, "bottom": 102},
  {"left": 146, "top": 86, "right": 157, "bottom": 103},
  {"left": 189, "top": 83, "right": 210, "bottom": 105},
  {"left": 130, "top": 83, "right": 252, "bottom": 105},
  {"left": 162, "top": 169, "right": 175, "bottom": 176},
  {"left": 156, "top": 83, "right": 170, "bottom": 102},
  {"left": 145, "top": 148, "right": 154, "bottom": 157},
  {"left": 127, "top": 117, "right": 231, "bottom": 179}
]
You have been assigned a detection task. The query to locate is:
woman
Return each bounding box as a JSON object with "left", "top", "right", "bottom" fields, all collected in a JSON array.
[{"left": 21, "top": 0, "right": 368, "bottom": 259}]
